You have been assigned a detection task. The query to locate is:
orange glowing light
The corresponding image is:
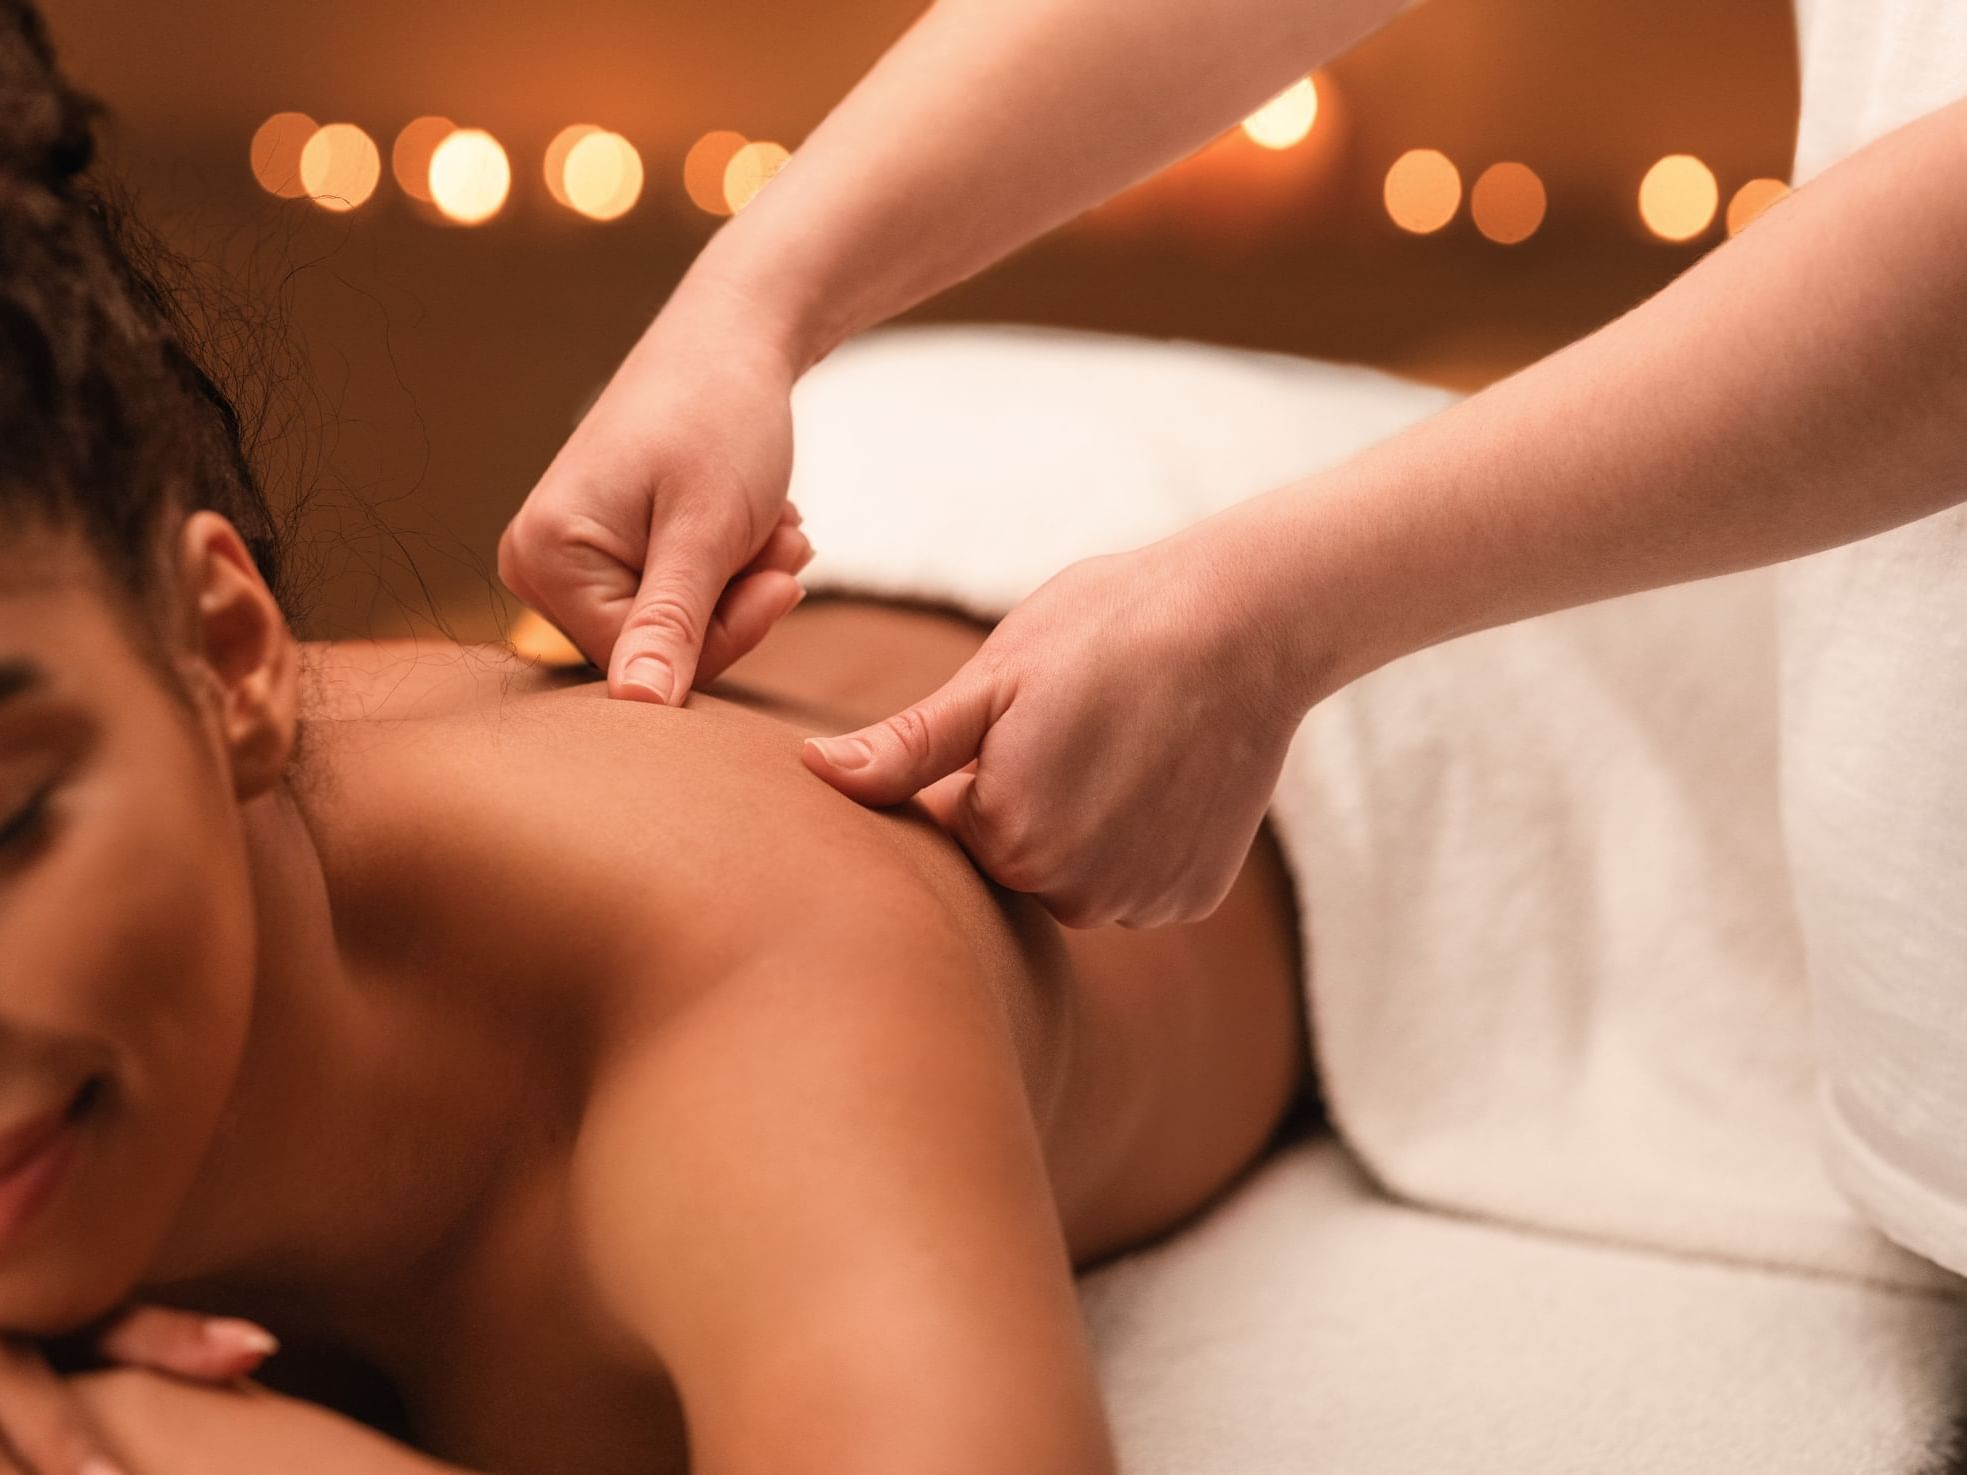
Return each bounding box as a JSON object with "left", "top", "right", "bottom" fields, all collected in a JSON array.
[
  {"left": 563, "top": 130, "right": 644, "bottom": 221},
  {"left": 1241, "top": 77, "right": 1319, "bottom": 150},
  {"left": 1638, "top": 154, "right": 1718, "bottom": 241},
  {"left": 684, "top": 130, "right": 748, "bottom": 215},
  {"left": 508, "top": 608, "right": 585, "bottom": 666},
  {"left": 1383, "top": 149, "right": 1461, "bottom": 235},
  {"left": 250, "top": 111, "right": 318, "bottom": 199},
  {"left": 428, "top": 128, "right": 511, "bottom": 225},
  {"left": 1470, "top": 161, "right": 1546, "bottom": 244},
  {"left": 391, "top": 116, "right": 454, "bottom": 203},
  {"left": 543, "top": 124, "right": 602, "bottom": 208},
  {"left": 723, "top": 141, "right": 789, "bottom": 213},
  {"left": 1726, "top": 177, "right": 1791, "bottom": 236},
  {"left": 299, "top": 122, "right": 381, "bottom": 212}
]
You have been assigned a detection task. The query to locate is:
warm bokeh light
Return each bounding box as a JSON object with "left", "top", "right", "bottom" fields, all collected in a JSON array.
[
  {"left": 250, "top": 111, "right": 317, "bottom": 199},
  {"left": 1726, "top": 176, "right": 1791, "bottom": 236},
  {"left": 543, "top": 124, "right": 601, "bottom": 207},
  {"left": 1470, "top": 161, "right": 1546, "bottom": 244},
  {"left": 723, "top": 140, "right": 790, "bottom": 213},
  {"left": 298, "top": 122, "right": 380, "bottom": 212},
  {"left": 1240, "top": 77, "right": 1319, "bottom": 150},
  {"left": 1638, "top": 154, "right": 1718, "bottom": 241},
  {"left": 684, "top": 130, "right": 748, "bottom": 216},
  {"left": 563, "top": 130, "right": 645, "bottom": 221},
  {"left": 1383, "top": 148, "right": 1461, "bottom": 234},
  {"left": 391, "top": 116, "right": 454, "bottom": 204},
  {"left": 428, "top": 128, "right": 511, "bottom": 225},
  {"left": 508, "top": 608, "right": 585, "bottom": 666}
]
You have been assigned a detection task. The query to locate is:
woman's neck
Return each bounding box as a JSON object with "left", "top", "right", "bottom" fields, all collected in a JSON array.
[{"left": 136, "top": 777, "right": 562, "bottom": 1349}]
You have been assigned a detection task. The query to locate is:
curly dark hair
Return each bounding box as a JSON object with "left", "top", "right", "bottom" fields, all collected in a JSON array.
[{"left": 0, "top": 0, "right": 285, "bottom": 607}]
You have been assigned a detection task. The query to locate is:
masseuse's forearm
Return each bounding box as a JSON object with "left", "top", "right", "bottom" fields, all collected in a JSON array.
[
  {"left": 1254, "top": 95, "right": 1967, "bottom": 702},
  {"left": 686, "top": 0, "right": 1411, "bottom": 368}
]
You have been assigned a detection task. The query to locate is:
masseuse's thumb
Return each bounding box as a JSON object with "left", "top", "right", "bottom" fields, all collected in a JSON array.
[
  {"left": 608, "top": 529, "right": 731, "bottom": 705},
  {"left": 803, "top": 671, "right": 1000, "bottom": 807}
]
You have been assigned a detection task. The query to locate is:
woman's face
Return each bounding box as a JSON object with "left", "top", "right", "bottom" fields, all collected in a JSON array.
[{"left": 0, "top": 537, "right": 258, "bottom": 1335}]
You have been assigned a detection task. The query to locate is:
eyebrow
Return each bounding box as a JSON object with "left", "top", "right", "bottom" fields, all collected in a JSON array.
[{"left": 0, "top": 661, "right": 44, "bottom": 705}]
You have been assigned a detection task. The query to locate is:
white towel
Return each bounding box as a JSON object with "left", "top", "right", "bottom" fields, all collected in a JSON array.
[
  {"left": 1079, "top": 1136, "right": 1967, "bottom": 1474},
  {"left": 791, "top": 321, "right": 1946, "bottom": 1291}
]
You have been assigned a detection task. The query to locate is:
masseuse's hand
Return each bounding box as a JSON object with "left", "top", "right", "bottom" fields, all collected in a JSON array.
[
  {"left": 499, "top": 277, "right": 813, "bottom": 705},
  {"left": 0, "top": 1309, "right": 276, "bottom": 1475},
  {"left": 803, "top": 513, "right": 1318, "bottom": 929}
]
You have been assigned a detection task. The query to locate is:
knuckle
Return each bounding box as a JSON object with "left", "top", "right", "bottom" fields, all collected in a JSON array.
[
  {"left": 559, "top": 508, "right": 641, "bottom": 564},
  {"left": 1199, "top": 878, "right": 1238, "bottom": 921},
  {"left": 620, "top": 592, "right": 703, "bottom": 648},
  {"left": 962, "top": 790, "right": 1019, "bottom": 851},
  {"left": 990, "top": 855, "right": 1040, "bottom": 894},
  {"left": 1050, "top": 895, "right": 1113, "bottom": 930},
  {"left": 995, "top": 810, "right": 1050, "bottom": 871},
  {"left": 1150, "top": 886, "right": 1203, "bottom": 927},
  {"left": 496, "top": 518, "right": 535, "bottom": 577},
  {"left": 504, "top": 501, "right": 556, "bottom": 554},
  {"left": 987, "top": 835, "right": 1052, "bottom": 895},
  {"left": 882, "top": 705, "right": 939, "bottom": 763}
]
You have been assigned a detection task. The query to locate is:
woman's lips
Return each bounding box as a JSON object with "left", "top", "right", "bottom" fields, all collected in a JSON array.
[{"left": 0, "top": 1088, "right": 87, "bottom": 1252}]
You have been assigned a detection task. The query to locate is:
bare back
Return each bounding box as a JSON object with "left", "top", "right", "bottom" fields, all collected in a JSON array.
[{"left": 280, "top": 595, "right": 1306, "bottom": 1471}]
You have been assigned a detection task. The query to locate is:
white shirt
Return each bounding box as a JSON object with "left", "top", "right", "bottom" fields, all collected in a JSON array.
[{"left": 1780, "top": 0, "right": 1967, "bottom": 1277}]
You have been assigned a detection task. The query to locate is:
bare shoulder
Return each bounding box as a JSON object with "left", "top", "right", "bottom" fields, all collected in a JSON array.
[
  {"left": 300, "top": 638, "right": 584, "bottom": 722},
  {"left": 300, "top": 671, "right": 992, "bottom": 1022}
]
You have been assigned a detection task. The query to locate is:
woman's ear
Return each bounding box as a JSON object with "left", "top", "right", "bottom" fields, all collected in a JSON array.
[{"left": 174, "top": 511, "right": 299, "bottom": 799}]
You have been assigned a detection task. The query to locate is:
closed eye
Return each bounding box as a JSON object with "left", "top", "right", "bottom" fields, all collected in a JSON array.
[{"left": 0, "top": 782, "right": 53, "bottom": 854}]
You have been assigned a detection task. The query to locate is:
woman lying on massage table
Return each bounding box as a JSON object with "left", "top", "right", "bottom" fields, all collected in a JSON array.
[
  {"left": 3, "top": 564, "right": 1307, "bottom": 1475},
  {"left": 0, "top": 19, "right": 1304, "bottom": 1471}
]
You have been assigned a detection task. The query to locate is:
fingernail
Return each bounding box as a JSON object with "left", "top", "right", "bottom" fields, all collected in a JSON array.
[
  {"left": 622, "top": 654, "right": 674, "bottom": 704},
  {"left": 786, "top": 583, "right": 808, "bottom": 613},
  {"left": 806, "top": 735, "right": 872, "bottom": 771},
  {"left": 206, "top": 1317, "right": 280, "bottom": 1358}
]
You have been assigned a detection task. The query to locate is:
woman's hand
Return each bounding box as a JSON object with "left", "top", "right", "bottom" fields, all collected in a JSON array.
[
  {"left": 0, "top": 1309, "right": 276, "bottom": 1475},
  {"left": 498, "top": 274, "right": 814, "bottom": 706},
  {"left": 802, "top": 508, "right": 1329, "bottom": 928},
  {"left": 60, "top": 1367, "right": 453, "bottom": 1475}
]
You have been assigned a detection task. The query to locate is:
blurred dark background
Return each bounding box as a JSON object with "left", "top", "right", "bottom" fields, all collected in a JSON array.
[{"left": 49, "top": 0, "right": 1799, "bottom": 642}]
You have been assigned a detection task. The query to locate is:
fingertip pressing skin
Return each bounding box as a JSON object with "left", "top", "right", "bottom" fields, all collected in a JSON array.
[
  {"left": 616, "top": 654, "right": 677, "bottom": 706},
  {"left": 803, "top": 672, "right": 1000, "bottom": 809},
  {"left": 617, "top": 566, "right": 808, "bottom": 702},
  {"left": 804, "top": 734, "right": 873, "bottom": 772}
]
